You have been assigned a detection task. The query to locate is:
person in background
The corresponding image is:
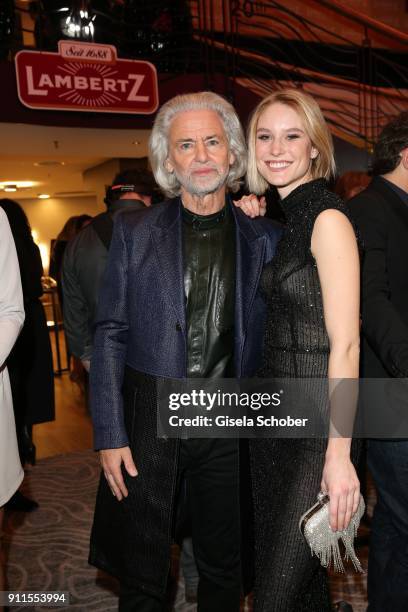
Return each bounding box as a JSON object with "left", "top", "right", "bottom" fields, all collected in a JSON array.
[
  {"left": 348, "top": 111, "right": 408, "bottom": 612},
  {"left": 0, "top": 207, "right": 25, "bottom": 606},
  {"left": 49, "top": 214, "right": 92, "bottom": 308},
  {"left": 62, "top": 168, "right": 154, "bottom": 373},
  {"left": 0, "top": 199, "right": 54, "bottom": 512},
  {"left": 50, "top": 213, "right": 92, "bottom": 388},
  {"left": 335, "top": 170, "right": 371, "bottom": 201}
]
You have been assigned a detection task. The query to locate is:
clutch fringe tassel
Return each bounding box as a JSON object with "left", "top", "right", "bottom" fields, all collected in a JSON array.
[{"left": 301, "top": 492, "right": 365, "bottom": 573}]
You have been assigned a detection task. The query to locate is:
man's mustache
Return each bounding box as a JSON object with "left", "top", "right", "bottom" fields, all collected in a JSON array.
[{"left": 189, "top": 163, "right": 219, "bottom": 173}]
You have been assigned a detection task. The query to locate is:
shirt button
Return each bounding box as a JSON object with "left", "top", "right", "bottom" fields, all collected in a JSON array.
[{"left": 175, "top": 322, "right": 182, "bottom": 331}]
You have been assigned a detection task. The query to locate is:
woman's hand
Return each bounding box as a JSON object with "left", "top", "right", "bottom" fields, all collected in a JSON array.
[
  {"left": 233, "top": 194, "right": 267, "bottom": 218},
  {"left": 321, "top": 452, "right": 360, "bottom": 532}
]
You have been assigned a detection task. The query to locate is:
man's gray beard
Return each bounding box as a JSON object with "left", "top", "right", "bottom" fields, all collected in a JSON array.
[{"left": 175, "top": 167, "right": 229, "bottom": 197}]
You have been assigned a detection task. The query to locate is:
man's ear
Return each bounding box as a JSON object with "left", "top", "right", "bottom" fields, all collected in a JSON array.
[
  {"left": 401, "top": 147, "right": 408, "bottom": 170},
  {"left": 311, "top": 147, "right": 319, "bottom": 160}
]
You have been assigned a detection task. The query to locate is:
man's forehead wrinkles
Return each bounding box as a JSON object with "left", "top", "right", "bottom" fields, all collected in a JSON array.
[
  {"left": 172, "top": 126, "right": 223, "bottom": 135},
  {"left": 175, "top": 134, "right": 221, "bottom": 143},
  {"left": 169, "top": 114, "right": 226, "bottom": 137}
]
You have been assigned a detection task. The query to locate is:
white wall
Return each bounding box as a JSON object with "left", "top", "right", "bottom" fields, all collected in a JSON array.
[{"left": 17, "top": 195, "right": 101, "bottom": 273}]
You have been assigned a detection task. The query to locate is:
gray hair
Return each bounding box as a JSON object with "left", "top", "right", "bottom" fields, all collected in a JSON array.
[{"left": 148, "top": 91, "right": 247, "bottom": 198}]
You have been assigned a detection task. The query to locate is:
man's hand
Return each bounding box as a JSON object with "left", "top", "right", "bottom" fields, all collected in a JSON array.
[
  {"left": 233, "top": 194, "right": 267, "bottom": 218},
  {"left": 81, "top": 359, "right": 91, "bottom": 372},
  {"left": 99, "top": 446, "right": 138, "bottom": 501}
]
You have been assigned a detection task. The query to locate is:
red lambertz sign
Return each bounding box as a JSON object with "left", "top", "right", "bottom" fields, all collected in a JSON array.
[{"left": 15, "top": 41, "right": 159, "bottom": 114}]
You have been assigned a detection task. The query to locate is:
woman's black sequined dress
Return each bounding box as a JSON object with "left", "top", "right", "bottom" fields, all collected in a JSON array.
[{"left": 250, "top": 179, "right": 351, "bottom": 611}]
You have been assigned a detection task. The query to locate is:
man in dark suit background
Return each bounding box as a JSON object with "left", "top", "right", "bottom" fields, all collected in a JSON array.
[
  {"left": 62, "top": 168, "right": 154, "bottom": 373},
  {"left": 349, "top": 111, "right": 408, "bottom": 612},
  {"left": 88, "top": 91, "right": 281, "bottom": 611}
]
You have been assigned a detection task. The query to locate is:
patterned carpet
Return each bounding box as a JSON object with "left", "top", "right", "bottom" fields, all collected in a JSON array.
[{"left": 3, "top": 450, "right": 370, "bottom": 611}]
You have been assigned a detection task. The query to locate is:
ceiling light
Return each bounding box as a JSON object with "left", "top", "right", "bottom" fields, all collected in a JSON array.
[
  {"left": 0, "top": 181, "right": 36, "bottom": 190},
  {"left": 34, "top": 161, "right": 65, "bottom": 167},
  {"left": 63, "top": 3, "right": 96, "bottom": 41},
  {"left": 38, "top": 194, "right": 51, "bottom": 199}
]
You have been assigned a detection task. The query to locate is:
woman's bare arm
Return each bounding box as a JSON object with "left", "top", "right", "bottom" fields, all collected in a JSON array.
[{"left": 311, "top": 208, "right": 360, "bottom": 531}]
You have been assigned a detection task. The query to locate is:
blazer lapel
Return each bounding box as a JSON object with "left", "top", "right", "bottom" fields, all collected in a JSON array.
[
  {"left": 232, "top": 204, "right": 266, "bottom": 373},
  {"left": 150, "top": 199, "right": 186, "bottom": 334}
]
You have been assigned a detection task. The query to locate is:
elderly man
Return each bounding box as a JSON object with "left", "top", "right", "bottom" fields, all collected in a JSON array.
[
  {"left": 349, "top": 112, "right": 408, "bottom": 612},
  {"left": 89, "top": 92, "right": 281, "bottom": 611}
]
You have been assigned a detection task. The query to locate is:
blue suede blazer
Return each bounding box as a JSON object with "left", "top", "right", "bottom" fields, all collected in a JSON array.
[{"left": 90, "top": 198, "right": 282, "bottom": 449}]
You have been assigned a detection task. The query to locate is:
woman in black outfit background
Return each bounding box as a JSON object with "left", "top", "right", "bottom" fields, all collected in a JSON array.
[{"left": 237, "top": 90, "right": 361, "bottom": 611}]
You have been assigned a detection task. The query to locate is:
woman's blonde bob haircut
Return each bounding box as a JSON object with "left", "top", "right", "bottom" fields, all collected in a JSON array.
[
  {"left": 149, "top": 91, "right": 247, "bottom": 198},
  {"left": 247, "top": 88, "right": 336, "bottom": 195}
]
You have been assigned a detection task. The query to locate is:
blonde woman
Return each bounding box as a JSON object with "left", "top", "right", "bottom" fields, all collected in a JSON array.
[
  {"left": 237, "top": 90, "right": 360, "bottom": 610},
  {"left": 0, "top": 208, "right": 24, "bottom": 605}
]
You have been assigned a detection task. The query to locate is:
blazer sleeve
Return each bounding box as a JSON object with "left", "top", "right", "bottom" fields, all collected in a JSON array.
[
  {"left": 89, "top": 213, "right": 130, "bottom": 450},
  {"left": 349, "top": 195, "right": 408, "bottom": 377},
  {"left": 263, "top": 219, "right": 283, "bottom": 262},
  {"left": 62, "top": 239, "right": 91, "bottom": 361},
  {"left": 0, "top": 209, "right": 25, "bottom": 367}
]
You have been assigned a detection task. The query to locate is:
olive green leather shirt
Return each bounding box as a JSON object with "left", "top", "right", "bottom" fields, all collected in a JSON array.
[{"left": 182, "top": 204, "right": 236, "bottom": 378}]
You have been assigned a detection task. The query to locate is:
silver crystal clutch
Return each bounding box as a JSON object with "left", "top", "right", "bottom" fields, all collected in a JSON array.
[{"left": 299, "top": 491, "right": 365, "bottom": 573}]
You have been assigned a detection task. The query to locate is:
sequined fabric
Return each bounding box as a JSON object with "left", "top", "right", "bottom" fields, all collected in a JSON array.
[{"left": 250, "top": 179, "right": 352, "bottom": 612}]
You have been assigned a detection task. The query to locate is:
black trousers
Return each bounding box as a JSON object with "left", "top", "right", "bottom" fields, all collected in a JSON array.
[
  {"left": 119, "top": 438, "right": 241, "bottom": 612},
  {"left": 367, "top": 440, "right": 408, "bottom": 612}
]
